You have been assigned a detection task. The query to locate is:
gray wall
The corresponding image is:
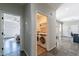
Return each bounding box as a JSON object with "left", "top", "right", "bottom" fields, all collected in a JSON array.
[{"left": 24, "top": 4, "right": 32, "bottom": 55}]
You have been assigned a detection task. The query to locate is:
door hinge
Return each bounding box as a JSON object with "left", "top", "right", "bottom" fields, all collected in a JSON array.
[
  {"left": 2, "top": 32, "right": 4, "bottom": 35},
  {"left": 2, "top": 17, "right": 3, "bottom": 19},
  {"left": 2, "top": 48, "right": 3, "bottom": 50}
]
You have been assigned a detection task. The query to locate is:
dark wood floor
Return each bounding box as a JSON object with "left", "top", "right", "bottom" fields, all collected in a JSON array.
[{"left": 3, "top": 38, "right": 26, "bottom": 56}]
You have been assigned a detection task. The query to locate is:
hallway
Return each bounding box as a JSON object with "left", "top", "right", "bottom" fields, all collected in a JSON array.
[
  {"left": 3, "top": 38, "right": 26, "bottom": 56},
  {"left": 41, "top": 37, "right": 79, "bottom": 56}
]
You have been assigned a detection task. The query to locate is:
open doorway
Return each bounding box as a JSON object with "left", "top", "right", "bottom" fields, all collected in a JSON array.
[
  {"left": 3, "top": 13, "right": 21, "bottom": 56},
  {"left": 56, "top": 21, "right": 62, "bottom": 48},
  {"left": 36, "top": 13, "right": 48, "bottom": 56}
]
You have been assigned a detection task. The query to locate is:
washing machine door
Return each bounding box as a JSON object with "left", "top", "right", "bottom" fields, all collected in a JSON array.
[
  {"left": 37, "top": 36, "right": 39, "bottom": 41},
  {"left": 40, "top": 36, "right": 46, "bottom": 44}
]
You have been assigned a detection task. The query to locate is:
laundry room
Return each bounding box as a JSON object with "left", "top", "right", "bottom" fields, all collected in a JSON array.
[{"left": 36, "top": 13, "right": 48, "bottom": 55}]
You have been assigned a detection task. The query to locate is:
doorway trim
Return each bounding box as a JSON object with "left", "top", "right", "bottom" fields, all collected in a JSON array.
[
  {"left": 3, "top": 13, "right": 21, "bottom": 53},
  {"left": 35, "top": 11, "right": 49, "bottom": 55}
]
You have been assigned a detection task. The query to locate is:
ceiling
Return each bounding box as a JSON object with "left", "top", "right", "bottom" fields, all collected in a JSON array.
[
  {"left": 48, "top": 3, "right": 61, "bottom": 7},
  {"left": 56, "top": 3, "right": 79, "bottom": 22},
  {"left": 47, "top": 3, "right": 62, "bottom": 11},
  {"left": 2, "top": 3, "right": 26, "bottom": 7},
  {"left": 17, "top": 3, "right": 26, "bottom": 6}
]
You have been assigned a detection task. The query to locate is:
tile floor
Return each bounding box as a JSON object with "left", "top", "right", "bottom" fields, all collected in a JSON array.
[
  {"left": 3, "top": 38, "right": 26, "bottom": 56},
  {"left": 41, "top": 37, "right": 79, "bottom": 56}
]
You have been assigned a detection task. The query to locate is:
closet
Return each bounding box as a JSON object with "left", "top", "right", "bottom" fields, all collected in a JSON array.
[{"left": 36, "top": 13, "right": 48, "bottom": 55}]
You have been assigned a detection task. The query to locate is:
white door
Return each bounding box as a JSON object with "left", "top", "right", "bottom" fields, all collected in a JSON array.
[{"left": 0, "top": 11, "right": 4, "bottom": 56}]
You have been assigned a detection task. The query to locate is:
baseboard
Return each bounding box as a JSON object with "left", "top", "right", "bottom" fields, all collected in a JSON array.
[
  {"left": 22, "top": 49, "right": 29, "bottom": 56},
  {"left": 62, "top": 36, "right": 72, "bottom": 38},
  {"left": 47, "top": 43, "right": 57, "bottom": 51},
  {"left": 48, "top": 47, "right": 57, "bottom": 51},
  {"left": 48, "top": 47, "right": 57, "bottom": 55}
]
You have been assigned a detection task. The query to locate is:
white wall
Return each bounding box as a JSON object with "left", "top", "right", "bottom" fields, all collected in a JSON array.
[
  {"left": 63, "top": 25, "right": 71, "bottom": 37},
  {"left": 63, "top": 20, "right": 79, "bottom": 37},
  {"left": 30, "top": 3, "right": 57, "bottom": 56},
  {"left": 56, "top": 21, "right": 62, "bottom": 37},
  {"left": 0, "top": 4, "right": 25, "bottom": 51},
  {"left": 4, "top": 21, "right": 20, "bottom": 38}
]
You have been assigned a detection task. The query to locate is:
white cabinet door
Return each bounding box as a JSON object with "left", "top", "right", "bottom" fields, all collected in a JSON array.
[{"left": 0, "top": 11, "right": 4, "bottom": 56}]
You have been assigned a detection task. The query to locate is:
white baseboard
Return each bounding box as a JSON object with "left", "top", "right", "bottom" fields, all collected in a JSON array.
[
  {"left": 47, "top": 44, "right": 56, "bottom": 51},
  {"left": 62, "top": 36, "right": 72, "bottom": 38},
  {"left": 23, "top": 49, "right": 29, "bottom": 56}
]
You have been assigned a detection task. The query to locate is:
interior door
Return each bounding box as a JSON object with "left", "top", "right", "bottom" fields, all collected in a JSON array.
[{"left": 0, "top": 11, "right": 4, "bottom": 56}]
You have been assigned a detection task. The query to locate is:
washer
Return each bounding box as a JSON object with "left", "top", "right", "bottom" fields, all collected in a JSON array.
[{"left": 37, "top": 33, "right": 47, "bottom": 48}]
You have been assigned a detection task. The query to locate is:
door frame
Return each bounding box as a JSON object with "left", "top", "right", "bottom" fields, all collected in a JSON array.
[
  {"left": 35, "top": 11, "right": 49, "bottom": 55},
  {"left": 56, "top": 20, "right": 62, "bottom": 47},
  {"left": 3, "top": 13, "right": 21, "bottom": 53},
  {"left": 0, "top": 10, "right": 5, "bottom": 55}
]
